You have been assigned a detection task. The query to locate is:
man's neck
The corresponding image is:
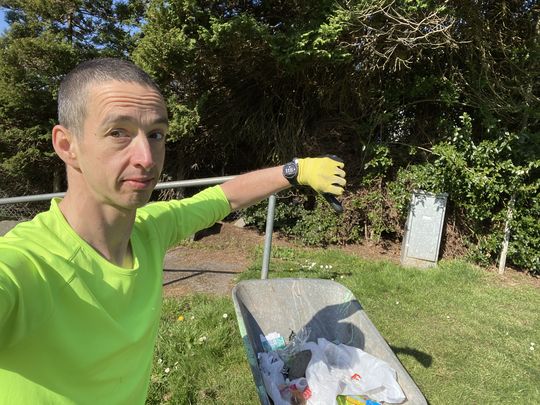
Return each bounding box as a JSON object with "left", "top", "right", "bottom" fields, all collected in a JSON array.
[{"left": 59, "top": 191, "right": 136, "bottom": 268}]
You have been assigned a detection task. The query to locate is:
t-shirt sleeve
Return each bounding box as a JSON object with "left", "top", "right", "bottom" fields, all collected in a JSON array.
[{"left": 137, "top": 185, "right": 232, "bottom": 250}]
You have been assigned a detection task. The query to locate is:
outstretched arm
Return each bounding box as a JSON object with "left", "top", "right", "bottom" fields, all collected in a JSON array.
[
  {"left": 220, "top": 157, "right": 346, "bottom": 211},
  {"left": 220, "top": 166, "right": 290, "bottom": 211}
]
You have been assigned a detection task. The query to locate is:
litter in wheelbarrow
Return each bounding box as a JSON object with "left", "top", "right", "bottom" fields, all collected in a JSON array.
[
  {"left": 258, "top": 329, "right": 405, "bottom": 404},
  {"left": 232, "top": 278, "right": 428, "bottom": 405}
]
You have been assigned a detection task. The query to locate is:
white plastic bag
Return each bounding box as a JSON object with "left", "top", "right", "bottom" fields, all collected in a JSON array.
[
  {"left": 258, "top": 351, "right": 289, "bottom": 405},
  {"left": 303, "top": 338, "right": 406, "bottom": 405},
  {"left": 258, "top": 352, "right": 313, "bottom": 405}
]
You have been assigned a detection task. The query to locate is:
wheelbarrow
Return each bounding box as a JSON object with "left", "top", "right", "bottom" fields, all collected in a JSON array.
[{"left": 232, "top": 278, "right": 427, "bottom": 404}]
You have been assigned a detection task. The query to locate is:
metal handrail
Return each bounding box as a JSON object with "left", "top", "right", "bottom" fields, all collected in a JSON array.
[
  {"left": 0, "top": 176, "right": 275, "bottom": 279},
  {"left": 0, "top": 176, "right": 236, "bottom": 205}
]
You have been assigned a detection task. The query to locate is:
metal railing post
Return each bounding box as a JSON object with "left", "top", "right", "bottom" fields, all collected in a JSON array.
[{"left": 261, "top": 194, "right": 276, "bottom": 279}]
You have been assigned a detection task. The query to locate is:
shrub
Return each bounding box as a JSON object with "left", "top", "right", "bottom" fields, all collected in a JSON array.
[{"left": 388, "top": 114, "right": 540, "bottom": 273}]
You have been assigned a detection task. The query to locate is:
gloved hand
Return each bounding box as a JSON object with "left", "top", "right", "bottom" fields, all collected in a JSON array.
[{"left": 297, "top": 156, "right": 346, "bottom": 196}]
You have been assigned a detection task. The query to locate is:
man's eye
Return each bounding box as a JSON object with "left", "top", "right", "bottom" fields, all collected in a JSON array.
[
  {"left": 109, "top": 129, "right": 127, "bottom": 138},
  {"left": 149, "top": 131, "right": 165, "bottom": 140}
]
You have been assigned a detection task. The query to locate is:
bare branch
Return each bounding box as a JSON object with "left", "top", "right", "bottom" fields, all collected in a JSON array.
[{"left": 340, "top": 2, "right": 464, "bottom": 72}]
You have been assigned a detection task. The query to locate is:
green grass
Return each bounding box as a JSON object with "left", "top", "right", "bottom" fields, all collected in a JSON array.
[
  {"left": 146, "top": 295, "right": 258, "bottom": 404},
  {"left": 148, "top": 246, "right": 540, "bottom": 404}
]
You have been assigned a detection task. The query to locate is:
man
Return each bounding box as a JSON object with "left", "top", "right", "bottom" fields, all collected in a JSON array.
[{"left": 0, "top": 58, "right": 346, "bottom": 404}]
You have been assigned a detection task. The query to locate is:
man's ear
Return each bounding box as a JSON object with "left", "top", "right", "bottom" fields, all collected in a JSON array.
[{"left": 52, "top": 125, "right": 80, "bottom": 169}]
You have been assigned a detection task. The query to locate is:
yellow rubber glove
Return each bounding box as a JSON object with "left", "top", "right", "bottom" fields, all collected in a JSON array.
[{"left": 296, "top": 156, "right": 346, "bottom": 195}]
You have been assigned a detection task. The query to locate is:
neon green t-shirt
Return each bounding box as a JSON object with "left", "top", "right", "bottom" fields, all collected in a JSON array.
[{"left": 0, "top": 185, "right": 231, "bottom": 404}]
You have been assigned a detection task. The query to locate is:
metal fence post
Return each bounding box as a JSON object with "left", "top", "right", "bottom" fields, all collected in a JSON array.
[{"left": 260, "top": 194, "right": 276, "bottom": 279}]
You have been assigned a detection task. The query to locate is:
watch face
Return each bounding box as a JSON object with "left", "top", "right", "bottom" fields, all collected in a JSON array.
[{"left": 284, "top": 162, "right": 297, "bottom": 178}]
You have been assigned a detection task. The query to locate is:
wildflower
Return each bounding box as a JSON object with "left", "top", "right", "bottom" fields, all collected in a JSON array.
[
  {"left": 222, "top": 313, "right": 228, "bottom": 319},
  {"left": 165, "top": 367, "right": 170, "bottom": 373},
  {"left": 198, "top": 336, "right": 207, "bottom": 343},
  {"left": 190, "top": 316, "right": 195, "bottom": 320},
  {"left": 340, "top": 275, "right": 344, "bottom": 279},
  {"left": 158, "top": 358, "right": 163, "bottom": 364},
  {"left": 177, "top": 315, "right": 184, "bottom": 321}
]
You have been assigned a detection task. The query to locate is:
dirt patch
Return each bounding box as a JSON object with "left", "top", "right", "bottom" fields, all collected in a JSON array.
[
  {"left": 341, "top": 239, "right": 401, "bottom": 264},
  {"left": 0, "top": 220, "right": 21, "bottom": 236},
  {"left": 162, "top": 222, "right": 292, "bottom": 297},
  {"left": 484, "top": 264, "right": 540, "bottom": 289}
]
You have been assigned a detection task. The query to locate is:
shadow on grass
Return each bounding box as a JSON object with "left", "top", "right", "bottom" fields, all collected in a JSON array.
[
  {"left": 162, "top": 268, "right": 237, "bottom": 286},
  {"left": 390, "top": 345, "right": 433, "bottom": 368}
]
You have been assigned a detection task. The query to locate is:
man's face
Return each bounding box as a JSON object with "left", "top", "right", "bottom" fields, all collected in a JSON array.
[{"left": 73, "top": 80, "right": 168, "bottom": 211}]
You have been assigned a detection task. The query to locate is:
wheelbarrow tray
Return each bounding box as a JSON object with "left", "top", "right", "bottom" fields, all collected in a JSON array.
[{"left": 232, "top": 278, "right": 427, "bottom": 404}]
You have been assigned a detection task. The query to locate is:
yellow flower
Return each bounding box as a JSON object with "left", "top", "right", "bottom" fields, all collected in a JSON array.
[{"left": 177, "top": 315, "right": 185, "bottom": 321}]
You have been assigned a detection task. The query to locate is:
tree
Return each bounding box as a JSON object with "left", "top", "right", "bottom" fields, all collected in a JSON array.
[
  {"left": 0, "top": 0, "right": 145, "bottom": 195},
  {"left": 133, "top": 0, "right": 341, "bottom": 180},
  {"left": 132, "top": 0, "right": 469, "bottom": 178}
]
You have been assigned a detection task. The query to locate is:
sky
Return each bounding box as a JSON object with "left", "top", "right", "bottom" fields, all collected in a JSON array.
[{"left": 0, "top": 9, "right": 8, "bottom": 34}]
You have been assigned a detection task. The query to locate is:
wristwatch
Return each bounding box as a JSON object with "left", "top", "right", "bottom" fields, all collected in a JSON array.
[{"left": 282, "top": 158, "right": 299, "bottom": 185}]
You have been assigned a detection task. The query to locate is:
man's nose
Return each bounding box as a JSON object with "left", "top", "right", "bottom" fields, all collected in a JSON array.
[{"left": 131, "top": 133, "right": 155, "bottom": 170}]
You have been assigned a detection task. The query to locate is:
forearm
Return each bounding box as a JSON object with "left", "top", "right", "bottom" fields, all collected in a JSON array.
[{"left": 220, "top": 166, "right": 290, "bottom": 211}]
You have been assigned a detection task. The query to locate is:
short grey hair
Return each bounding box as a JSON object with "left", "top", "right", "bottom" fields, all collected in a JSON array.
[{"left": 58, "top": 58, "right": 164, "bottom": 136}]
